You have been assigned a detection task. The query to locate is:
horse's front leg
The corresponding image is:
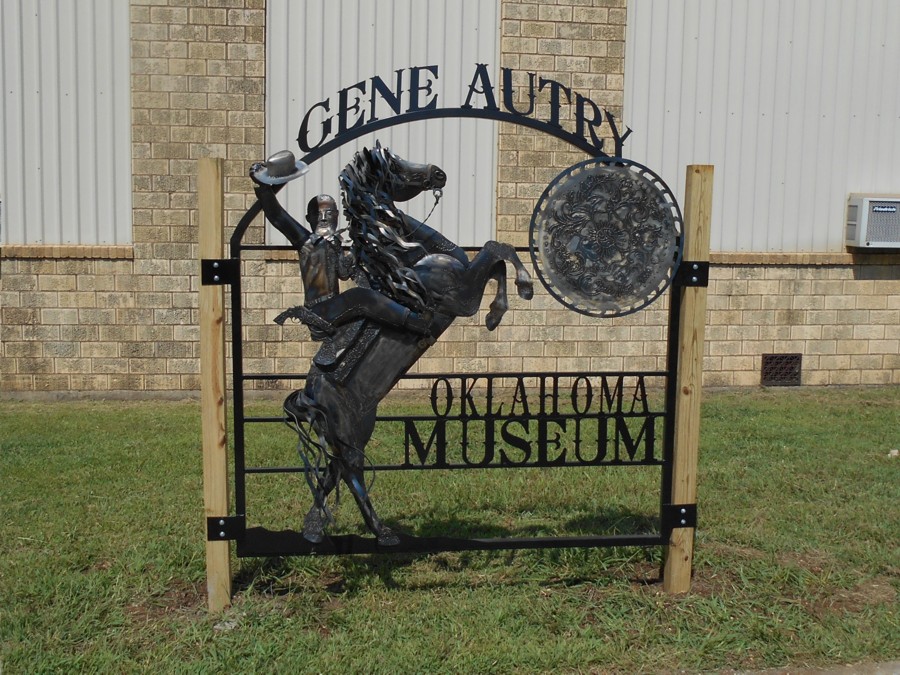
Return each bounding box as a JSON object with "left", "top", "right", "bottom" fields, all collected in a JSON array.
[
  {"left": 482, "top": 240, "right": 534, "bottom": 300},
  {"left": 465, "top": 248, "right": 516, "bottom": 329}
]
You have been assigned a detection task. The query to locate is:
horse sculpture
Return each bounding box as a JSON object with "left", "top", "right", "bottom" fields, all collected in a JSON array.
[{"left": 277, "top": 143, "right": 533, "bottom": 545}]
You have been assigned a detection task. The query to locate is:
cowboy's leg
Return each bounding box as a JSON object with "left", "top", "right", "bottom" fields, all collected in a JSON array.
[{"left": 313, "top": 288, "right": 432, "bottom": 334}]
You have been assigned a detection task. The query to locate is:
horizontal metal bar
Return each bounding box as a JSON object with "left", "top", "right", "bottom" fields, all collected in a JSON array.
[
  {"left": 245, "top": 466, "right": 305, "bottom": 474},
  {"left": 236, "top": 526, "right": 664, "bottom": 557},
  {"left": 377, "top": 412, "right": 669, "bottom": 422},
  {"left": 240, "top": 370, "right": 670, "bottom": 382},
  {"left": 237, "top": 244, "right": 502, "bottom": 254},
  {"left": 243, "top": 460, "right": 665, "bottom": 474}
]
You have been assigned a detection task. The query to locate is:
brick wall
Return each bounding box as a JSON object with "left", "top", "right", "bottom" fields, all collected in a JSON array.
[
  {"left": 1, "top": 0, "right": 898, "bottom": 395},
  {"left": 1, "top": 0, "right": 266, "bottom": 394},
  {"left": 496, "top": 0, "right": 626, "bottom": 247},
  {"left": 130, "top": 0, "right": 266, "bottom": 392},
  {"left": 704, "top": 258, "right": 900, "bottom": 387}
]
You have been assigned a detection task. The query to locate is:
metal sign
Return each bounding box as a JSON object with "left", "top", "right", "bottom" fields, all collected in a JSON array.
[
  {"left": 217, "top": 66, "right": 695, "bottom": 557},
  {"left": 529, "top": 158, "right": 683, "bottom": 318}
]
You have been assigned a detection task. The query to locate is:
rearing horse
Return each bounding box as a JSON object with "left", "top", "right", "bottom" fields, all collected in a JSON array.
[{"left": 284, "top": 143, "right": 533, "bottom": 545}]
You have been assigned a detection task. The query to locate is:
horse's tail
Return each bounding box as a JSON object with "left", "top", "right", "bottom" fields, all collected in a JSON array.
[{"left": 283, "top": 390, "right": 337, "bottom": 524}]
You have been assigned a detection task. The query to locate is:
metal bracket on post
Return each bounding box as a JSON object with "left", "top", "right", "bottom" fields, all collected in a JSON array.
[
  {"left": 674, "top": 260, "right": 709, "bottom": 287},
  {"left": 662, "top": 503, "right": 697, "bottom": 532},
  {"left": 201, "top": 258, "right": 239, "bottom": 286},
  {"left": 207, "top": 515, "right": 246, "bottom": 542}
]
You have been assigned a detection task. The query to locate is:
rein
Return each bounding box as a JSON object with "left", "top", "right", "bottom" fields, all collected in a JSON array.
[
  {"left": 400, "top": 187, "right": 442, "bottom": 241},
  {"left": 422, "top": 187, "right": 442, "bottom": 223}
]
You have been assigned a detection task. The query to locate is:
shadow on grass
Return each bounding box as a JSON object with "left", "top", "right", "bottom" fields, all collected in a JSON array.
[
  {"left": 232, "top": 556, "right": 297, "bottom": 596},
  {"left": 232, "top": 506, "right": 663, "bottom": 597},
  {"left": 390, "top": 505, "right": 659, "bottom": 539}
]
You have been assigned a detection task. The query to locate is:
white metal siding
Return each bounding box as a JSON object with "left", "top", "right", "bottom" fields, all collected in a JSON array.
[
  {"left": 0, "top": 0, "right": 131, "bottom": 246},
  {"left": 266, "top": 0, "right": 500, "bottom": 247},
  {"left": 625, "top": 0, "right": 900, "bottom": 253}
]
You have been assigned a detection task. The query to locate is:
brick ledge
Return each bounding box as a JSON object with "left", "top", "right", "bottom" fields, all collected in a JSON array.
[
  {"left": 711, "top": 251, "right": 900, "bottom": 265},
  {"left": 1, "top": 245, "right": 135, "bottom": 260},
  {"left": 256, "top": 249, "right": 900, "bottom": 266}
]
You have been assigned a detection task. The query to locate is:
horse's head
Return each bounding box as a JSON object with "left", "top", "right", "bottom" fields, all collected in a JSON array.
[
  {"left": 343, "top": 142, "right": 446, "bottom": 204},
  {"left": 338, "top": 142, "right": 449, "bottom": 313},
  {"left": 378, "top": 144, "right": 446, "bottom": 201}
]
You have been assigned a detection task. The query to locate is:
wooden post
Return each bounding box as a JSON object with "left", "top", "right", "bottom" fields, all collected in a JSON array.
[
  {"left": 199, "top": 157, "right": 232, "bottom": 612},
  {"left": 663, "top": 165, "right": 714, "bottom": 595}
]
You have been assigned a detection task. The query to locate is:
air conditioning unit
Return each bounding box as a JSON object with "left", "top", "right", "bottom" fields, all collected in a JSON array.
[{"left": 846, "top": 194, "right": 900, "bottom": 248}]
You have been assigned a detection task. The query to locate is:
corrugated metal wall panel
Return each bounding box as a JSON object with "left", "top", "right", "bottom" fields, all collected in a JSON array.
[
  {"left": 625, "top": 0, "right": 900, "bottom": 253},
  {"left": 0, "top": 0, "right": 131, "bottom": 246},
  {"left": 267, "top": 0, "right": 500, "bottom": 247}
]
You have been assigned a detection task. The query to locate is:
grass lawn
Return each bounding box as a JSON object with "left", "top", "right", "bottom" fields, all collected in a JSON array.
[{"left": 1, "top": 386, "right": 898, "bottom": 673}]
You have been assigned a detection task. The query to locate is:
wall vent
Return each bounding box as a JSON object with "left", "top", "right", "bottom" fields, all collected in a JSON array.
[
  {"left": 846, "top": 194, "right": 900, "bottom": 248},
  {"left": 761, "top": 354, "right": 802, "bottom": 386}
]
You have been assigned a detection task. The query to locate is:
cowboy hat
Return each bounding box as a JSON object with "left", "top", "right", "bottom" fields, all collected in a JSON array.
[{"left": 250, "top": 150, "right": 310, "bottom": 185}]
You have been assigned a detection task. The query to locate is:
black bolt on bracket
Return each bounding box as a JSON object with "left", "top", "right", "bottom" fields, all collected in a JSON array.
[
  {"left": 207, "top": 515, "right": 246, "bottom": 541},
  {"left": 662, "top": 503, "right": 697, "bottom": 532},
  {"left": 201, "top": 258, "right": 239, "bottom": 285},
  {"left": 674, "top": 260, "right": 709, "bottom": 287}
]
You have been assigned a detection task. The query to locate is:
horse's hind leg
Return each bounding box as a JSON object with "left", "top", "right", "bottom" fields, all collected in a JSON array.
[{"left": 339, "top": 444, "right": 399, "bottom": 546}]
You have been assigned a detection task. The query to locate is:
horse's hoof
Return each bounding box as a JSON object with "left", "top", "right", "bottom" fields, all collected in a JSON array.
[
  {"left": 377, "top": 528, "right": 400, "bottom": 546},
  {"left": 303, "top": 530, "right": 324, "bottom": 544},
  {"left": 517, "top": 282, "right": 534, "bottom": 301},
  {"left": 302, "top": 508, "right": 326, "bottom": 543},
  {"left": 485, "top": 312, "right": 502, "bottom": 331}
]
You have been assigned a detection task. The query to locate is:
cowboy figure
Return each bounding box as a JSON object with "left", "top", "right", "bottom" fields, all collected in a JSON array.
[{"left": 249, "top": 150, "right": 432, "bottom": 341}]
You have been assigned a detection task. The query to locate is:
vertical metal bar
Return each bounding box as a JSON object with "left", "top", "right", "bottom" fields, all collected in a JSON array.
[
  {"left": 661, "top": 269, "right": 683, "bottom": 513},
  {"left": 229, "top": 241, "right": 247, "bottom": 519}
]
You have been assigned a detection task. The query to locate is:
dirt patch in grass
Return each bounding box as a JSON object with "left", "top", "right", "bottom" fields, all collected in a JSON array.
[
  {"left": 704, "top": 542, "right": 768, "bottom": 562},
  {"left": 687, "top": 566, "right": 746, "bottom": 598},
  {"left": 807, "top": 577, "right": 897, "bottom": 618},
  {"left": 777, "top": 549, "right": 835, "bottom": 575},
  {"left": 126, "top": 579, "right": 205, "bottom": 624},
  {"left": 628, "top": 560, "right": 662, "bottom": 587}
]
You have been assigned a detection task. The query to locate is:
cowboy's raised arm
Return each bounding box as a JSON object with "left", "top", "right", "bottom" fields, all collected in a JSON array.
[{"left": 249, "top": 151, "right": 311, "bottom": 250}]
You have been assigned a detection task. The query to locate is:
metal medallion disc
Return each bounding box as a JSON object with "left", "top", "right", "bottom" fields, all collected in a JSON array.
[{"left": 529, "top": 158, "right": 683, "bottom": 317}]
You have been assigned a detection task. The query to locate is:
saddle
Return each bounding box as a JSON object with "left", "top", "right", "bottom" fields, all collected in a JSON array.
[{"left": 274, "top": 305, "right": 379, "bottom": 381}]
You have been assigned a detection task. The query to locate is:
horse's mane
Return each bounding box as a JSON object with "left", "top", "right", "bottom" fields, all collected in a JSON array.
[{"left": 339, "top": 144, "right": 429, "bottom": 312}]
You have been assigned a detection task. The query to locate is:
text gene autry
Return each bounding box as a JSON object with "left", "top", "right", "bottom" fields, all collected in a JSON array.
[{"left": 298, "top": 64, "right": 629, "bottom": 155}]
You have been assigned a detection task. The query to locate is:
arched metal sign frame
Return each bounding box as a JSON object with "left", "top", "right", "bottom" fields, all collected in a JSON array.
[
  {"left": 297, "top": 107, "right": 616, "bottom": 166},
  {"left": 211, "top": 105, "right": 702, "bottom": 558},
  {"left": 231, "top": 105, "right": 626, "bottom": 247}
]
